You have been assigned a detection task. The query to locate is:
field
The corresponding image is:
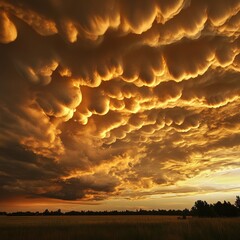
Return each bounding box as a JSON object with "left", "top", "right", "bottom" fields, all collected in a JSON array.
[{"left": 0, "top": 215, "right": 240, "bottom": 240}]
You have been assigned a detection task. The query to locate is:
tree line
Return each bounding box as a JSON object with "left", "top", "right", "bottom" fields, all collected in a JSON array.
[
  {"left": 191, "top": 196, "right": 240, "bottom": 217},
  {"left": 1, "top": 196, "right": 239, "bottom": 217}
]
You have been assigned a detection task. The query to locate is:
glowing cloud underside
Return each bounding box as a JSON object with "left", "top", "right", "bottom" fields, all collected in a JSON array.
[{"left": 0, "top": 0, "right": 240, "bottom": 207}]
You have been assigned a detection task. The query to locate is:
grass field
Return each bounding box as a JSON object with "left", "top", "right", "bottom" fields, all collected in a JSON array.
[{"left": 0, "top": 215, "right": 240, "bottom": 240}]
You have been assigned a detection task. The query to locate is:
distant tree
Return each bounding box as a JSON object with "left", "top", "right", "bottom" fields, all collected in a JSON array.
[
  {"left": 213, "top": 201, "right": 238, "bottom": 217},
  {"left": 180, "top": 208, "right": 189, "bottom": 219},
  {"left": 214, "top": 201, "right": 223, "bottom": 217},
  {"left": 225, "top": 201, "right": 238, "bottom": 217},
  {"left": 43, "top": 209, "right": 50, "bottom": 216},
  {"left": 191, "top": 200, "right": 214, "bottom": 217},
  {"left": 57, "top": 209, "right": 62, "bottom": 215},
  {"left": 235, "top": 196, "right": 240, "bottom": 209}
]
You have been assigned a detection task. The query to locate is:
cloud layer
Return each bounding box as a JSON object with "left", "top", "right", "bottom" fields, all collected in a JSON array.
[{"left": 0, "top": 0, "right": 240, "bottom": 206}]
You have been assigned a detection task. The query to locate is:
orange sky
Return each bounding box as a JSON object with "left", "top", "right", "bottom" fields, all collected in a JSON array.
[{"left": 0, "top": 0, "right": 240, "bottom": 212}]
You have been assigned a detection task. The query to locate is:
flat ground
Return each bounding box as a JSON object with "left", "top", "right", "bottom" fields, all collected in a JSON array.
[{"left": 0, "top": 215, "right": 240, "bottom": 240}]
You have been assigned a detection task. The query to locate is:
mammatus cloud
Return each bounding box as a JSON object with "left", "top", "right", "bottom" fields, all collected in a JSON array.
[
  {"left": 0, "top": 10, "right": 17, "bottom": 43},
  {"left": 0, "top": 0, "right": 240, "bottom": 206}
]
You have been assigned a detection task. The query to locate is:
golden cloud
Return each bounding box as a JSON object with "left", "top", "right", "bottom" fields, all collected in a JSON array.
[{"left": 0, "top": 0, "right": 240, "bottom": 205}]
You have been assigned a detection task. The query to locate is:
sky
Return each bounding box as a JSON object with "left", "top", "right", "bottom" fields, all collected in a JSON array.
[{"left": 0, "top": 0, "right": 240, "bottom": 212}]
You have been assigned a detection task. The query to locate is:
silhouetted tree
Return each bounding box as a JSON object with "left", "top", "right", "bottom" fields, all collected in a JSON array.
[
  {"left": 235, "top": 196, "right": 240, "bottom": 209},
  {"left": 43, "top": 209, "right": 50, "bottom": 216},
  {"left": 182, "top": 208, "right": 190, "bottom": 218},
  {"left": 57, "top": 209, "right": 62, "bottom": 215},
  {"left": 191, "top": 200, "right": 214, "bottom": 217},
  {"left": 213, "top": 201, "right": 238, "bottom": 217}
]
